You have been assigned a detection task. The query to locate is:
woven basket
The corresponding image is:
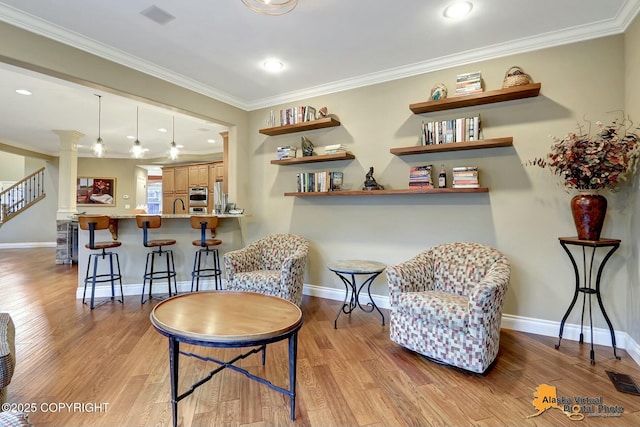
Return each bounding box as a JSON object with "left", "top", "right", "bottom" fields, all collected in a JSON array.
[{"left": 502, "top": 66, "right": 532, "bottom": 88}]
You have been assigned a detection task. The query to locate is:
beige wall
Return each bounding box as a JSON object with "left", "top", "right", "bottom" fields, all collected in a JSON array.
[
  {"left": 625, "top": 13, "right": 640, "bottom": 344},
  {"left": 0, "top": 19, "right": 638, "bottom": 343},
  {"left": 0, "top": 152, "right": 26, "bottom": 182},
  {"left": 76, "top": 158, "right": 145, "bottom": 215},
  {"left": 0, "top": 158, "right": 58, "bottom": 244},
  {"left": 247, "top": 35, "right": 633, "bottom": 332},
  {"left": 0, "top": 20, "right": 250, "bottom": 213}
]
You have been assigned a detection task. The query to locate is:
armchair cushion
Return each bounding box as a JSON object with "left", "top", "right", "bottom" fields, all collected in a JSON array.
[
  {"left": 0, "top": 313, "right": 16, "bottom": 405},
  {"left": 387, "top": 242, "right": 510, "bottom": 373},
  {"left": 224, "top": 234, "right": 309, "bottom": 306}
]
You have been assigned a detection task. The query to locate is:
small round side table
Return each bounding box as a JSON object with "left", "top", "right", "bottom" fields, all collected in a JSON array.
[{"left": 327, "top": 259, "right": 386, "bottom": 328}]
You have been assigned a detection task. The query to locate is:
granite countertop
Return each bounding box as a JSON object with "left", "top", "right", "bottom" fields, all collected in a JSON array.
[
  {"left": 109, "top": 213, "right": 244, "bottom": 219},
  {"left": 70, "top": 213, "right": 244, "bottom": 220}
]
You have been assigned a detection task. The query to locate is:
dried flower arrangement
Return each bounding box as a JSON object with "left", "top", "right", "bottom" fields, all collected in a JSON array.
[{"left": 529, "top": 116, "right": 640, "bottom": 191}]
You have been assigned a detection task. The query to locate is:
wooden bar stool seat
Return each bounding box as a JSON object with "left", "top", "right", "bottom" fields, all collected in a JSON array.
[
  {"left": 190, "top": 215, "right": 223, "bottom": 291},
  {"left": 136, "top": 215, "right": 178, "bottom": 304},
  {"left": 78, "top": 215, "right": 124, "bottom": 309}
]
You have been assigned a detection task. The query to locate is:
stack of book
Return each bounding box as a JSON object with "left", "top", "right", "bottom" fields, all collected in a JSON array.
[
  {"left": 409, "top": 165, "right": 433, "bottom": 189},
  {"left": 276, "top": 146, "right": 297, "bottom": 160},
  {"left": 323, "top": 144, "right": 347, "bottom": 155},
  {"left": 452, "top": 166, "right": 479, "bottom": 188},
  {"left": 420, "top": 116, "right": 481, "bottom": 145},
  {"left": 279, "top": 106, "right": 316, "bottom": 126},
  {"left": 296, "top": 171, "right": 343, "bottom": 192},
  {"left": 455, "top": 71, "right": 483, "bottom": 96}
]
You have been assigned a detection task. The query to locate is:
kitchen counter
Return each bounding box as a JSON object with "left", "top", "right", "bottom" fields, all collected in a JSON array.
[
  {"left": 109, "top": 213, "right": 244, "bottom": 219},
  {"left": 76, "top": 214, "right": 245, "bottom": 300}
]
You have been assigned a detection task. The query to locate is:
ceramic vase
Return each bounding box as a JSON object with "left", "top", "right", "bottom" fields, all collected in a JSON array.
[{"left": 570, "top": 191, "right": 607, "bottom": 241}]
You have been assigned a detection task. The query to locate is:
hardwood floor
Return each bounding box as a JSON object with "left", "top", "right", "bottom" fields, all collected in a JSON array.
[{"left": 2, "top": 247, "right": 640, "bottom": 426}]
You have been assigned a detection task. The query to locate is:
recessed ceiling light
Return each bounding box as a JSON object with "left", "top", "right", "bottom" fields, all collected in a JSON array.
[
  {"left": 443, "top": 1, "right": 473, "bottom": 19},
  {"left": 263, "top": 59, "right": 284, "bottom": 72},
  {"left": 208, "top": 139, "right": 216, "bottom": 143},
  {"left": 157, "top": 128, "right": 168, "bottom": 133},
  {"left": 16, "top": 89, "right": 32, "bottom": 95},
  {"left": 127, "top": 135, "right": 135, "bottom": 140}
]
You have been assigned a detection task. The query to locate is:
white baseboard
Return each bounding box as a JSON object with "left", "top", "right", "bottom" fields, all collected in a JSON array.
[
  {"left": 77, "top": 281, "right": 640, "bottom": 367},
  {"left": 75, "top": 279, "right": 226, "bottom": 300},
  {"left": 0, "top": 241, "right": 56, "bottom": 249}
]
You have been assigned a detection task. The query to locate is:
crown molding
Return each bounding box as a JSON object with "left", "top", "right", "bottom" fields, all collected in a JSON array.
[
  {"left": 0, "top": 3, "right": 249, "bottom": 110},
  {"left": 1, "top": 1, "right": 638, "bottom": 112},
  {"left": 246, "top": 13, "right": 632, "bottom": 110}
]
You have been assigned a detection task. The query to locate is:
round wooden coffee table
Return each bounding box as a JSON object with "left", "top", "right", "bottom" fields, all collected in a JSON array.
[{"left": 150, "top": 291, "right": 303, "bottom": 427}]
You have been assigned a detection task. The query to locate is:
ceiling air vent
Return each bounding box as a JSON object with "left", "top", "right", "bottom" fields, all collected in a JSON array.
[{"left": 140, "top": 5, "right": 176, "bottom": 25}]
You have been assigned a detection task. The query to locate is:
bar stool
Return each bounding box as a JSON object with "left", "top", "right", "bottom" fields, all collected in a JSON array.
[
  {"left": 78, "top": 215, "right": 124, "bottom": 309},
  {"left": 136, "top": 215, "right": 178, "bottom": 304},
  {"left": 190, "top": 215, "right": 223, "bottom": 291}
]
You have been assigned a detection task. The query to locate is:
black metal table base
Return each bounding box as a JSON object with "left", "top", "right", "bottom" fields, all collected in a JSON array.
[
  {"left": 555, "top": 238, "right": 621, "bottom": 365},
  {"left": 164, "top": 328, "right": 300, "bottom": 427},
  {"left": 333, "top": 271, "right": 385, "bottom": 328}
]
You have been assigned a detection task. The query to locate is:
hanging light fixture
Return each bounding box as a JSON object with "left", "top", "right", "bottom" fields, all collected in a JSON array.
[
  {"left": 92, "top": 94, "right": 105, "bottom": 157},
  {"left": 241, "top": 0, "right": 298, "bottom": 15},
  {"left": 130, "top": 106, "right": 144, "bottom": 158},
  {"left": 168, "top": 116, "right": 180, "bottom": 161}
]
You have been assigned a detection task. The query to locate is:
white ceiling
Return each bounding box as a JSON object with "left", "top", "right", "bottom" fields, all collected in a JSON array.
[{"left": 0, "top": 0, "right": 638, "bottom": 160}]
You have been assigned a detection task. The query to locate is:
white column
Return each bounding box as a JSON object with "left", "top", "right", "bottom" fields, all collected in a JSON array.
[{"left": 53, "top": 130, "right": 83, "bottom": 220}]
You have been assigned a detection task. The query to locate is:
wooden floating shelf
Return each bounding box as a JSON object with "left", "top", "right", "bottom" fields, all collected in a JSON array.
[
  {"left": 271, "top": 152, "right": 355, "bottom": 165},
  {"left": 409, "top": 83, "right": 541, "bottom": 114},
  {"left": 259, "top": 117, "right": 341, "bottom": 136},
  {"left": 284, "top": 188, "right": 488, "bottom": 197},
  {"left": 390, "top": 137, "right": 513, "bottom": 156}
]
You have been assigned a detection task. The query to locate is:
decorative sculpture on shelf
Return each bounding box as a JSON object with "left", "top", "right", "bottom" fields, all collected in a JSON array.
[
  {"left": 317, "top": 106, "right": 328, "bottom": 118},
  {"left": 363, "top": 166, "right": 384, "bottom": 190},
  {"left": 301, "top": 136, "right": 314, "bottom": 157}
]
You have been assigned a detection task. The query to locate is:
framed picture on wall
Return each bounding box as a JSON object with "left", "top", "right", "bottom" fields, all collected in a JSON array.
[{"left": 77, "top": 177, "right": 116, "bottom": 206}]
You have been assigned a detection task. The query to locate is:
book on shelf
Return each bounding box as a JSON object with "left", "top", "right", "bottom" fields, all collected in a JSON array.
[
  {"left": 452, "top": 166, "right": 479, "bottom": 188},
  {"left": 278, "top": 105, "right": 318, "bottom": 126},
  {"left": 276, "top": 146, "right": 297, "bottom": 160},
  {"left": 408, "top": 165, "right": 433, "bottom": 188},
  {"left": 296, "top": 171, "right": 343, "bottom": 192},
  {"left": 329, "top": 171, "right": 343, "bottom": 191},
  {"left": 455, "top": 71, "right": 483, "bottom": 96},
  {"left": 420, "top": 115, "right": 481, "bottom": 145},
  {"left": 323, "top": 144, "right": 348, "bottom": 155}
]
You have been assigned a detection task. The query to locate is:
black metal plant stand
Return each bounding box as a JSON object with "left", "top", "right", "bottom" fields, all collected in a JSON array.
[{"left": 555, "top": 237, "right": 621, "bottom": 365}]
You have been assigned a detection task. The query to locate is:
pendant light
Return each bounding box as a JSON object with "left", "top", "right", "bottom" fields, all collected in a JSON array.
[
  {"left": 130, "top": 106, "right": 144, "bottom": 158},
  {"left": 168, "top": 116, "right": 180, "bottom": 160},
  {"left": 92, "top": 94, "right": 105, "bottom": 157}
]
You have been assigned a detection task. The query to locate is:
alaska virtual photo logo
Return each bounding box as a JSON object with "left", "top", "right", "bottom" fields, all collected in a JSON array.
[{"left": 527, "top": 384, "right": 624, "bottom": 420}]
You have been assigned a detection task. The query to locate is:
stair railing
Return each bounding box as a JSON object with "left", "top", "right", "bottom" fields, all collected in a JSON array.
[{"left": 0, "top": 167, "right": 46, "bottom": 223}]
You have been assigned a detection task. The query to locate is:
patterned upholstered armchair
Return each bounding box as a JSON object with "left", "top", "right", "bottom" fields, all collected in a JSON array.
[
  {"left": 223, "top": 234, "right": 309, "bottom": 306},
  {"left": 386, "top": 242, "right": 510, "bottom": 374},
  {"left": 1, "top": 313, "right": 31, "bottom": 426}
]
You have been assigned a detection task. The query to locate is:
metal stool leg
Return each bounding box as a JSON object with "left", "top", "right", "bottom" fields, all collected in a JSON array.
[
  {"left": 114, "top": 252, "right": 124, "bottom": 304},
  {"left": 191, "top": 250, "right": 200, "bottom": 292},
  {"left": 213, "top": 249, "right": 221, "bottom": 290}
]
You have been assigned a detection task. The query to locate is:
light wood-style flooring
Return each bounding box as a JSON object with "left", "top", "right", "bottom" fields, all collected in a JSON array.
[{"left": 1, "top": 247, "right": 640, "bottom": 426}]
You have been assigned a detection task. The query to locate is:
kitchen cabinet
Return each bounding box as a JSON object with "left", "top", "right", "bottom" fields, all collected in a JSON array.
[
  {"left": 174, "top": 167, "right": 188, "bottom": 194},
  {"left": 214, "top": 162, "right": 224, "bottom": 182},
  {"left": 162, "top": 168, "right": 175, "bottom": 193},
  {"left": 162, "top": 194, "right": 187, "bottom": 214},
  {"left": 188, "top": 164, "right": 209, "bottom": 187},
  {"left": 162, "top": 165, "right": 188, "bottom": 213}
]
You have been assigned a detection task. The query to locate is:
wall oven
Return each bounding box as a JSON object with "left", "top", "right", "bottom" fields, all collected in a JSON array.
[{"left": 188, "top": 187, "right": 208, "bottom": 207}]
